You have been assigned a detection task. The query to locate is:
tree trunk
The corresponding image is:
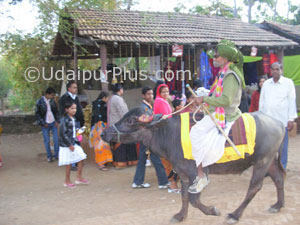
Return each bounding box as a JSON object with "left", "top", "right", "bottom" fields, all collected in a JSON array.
[
  {"left": 273, "top": 0, "right": 278, "bottom": 20},
  {"left": 248, "top": 0, "right": 252, "bottom": 23},
  {"left": 234, "top": 0, "right": 238, "bottom": 18},
  {"left": 127, "top": 0, "right": 132, "bottom": 10},
  {"left": 287, "top": 0, "right": 291, "bottom": 23}
]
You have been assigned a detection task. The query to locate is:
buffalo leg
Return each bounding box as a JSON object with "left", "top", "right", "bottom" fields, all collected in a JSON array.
[
  {"left": 170, "top": 167, "right": 190, "bottom": 222},
  {"left": 227, "top": 159, "right": 272, "bottom": 224},
  {"left": 174, "top": 160, "right": 220, "bottom": 217},
  {"left": 266, "top": 158, "right": 285, "bottom": 213},
  {"left": 189, "top": 192, "right": 221, "bottom": 216}
]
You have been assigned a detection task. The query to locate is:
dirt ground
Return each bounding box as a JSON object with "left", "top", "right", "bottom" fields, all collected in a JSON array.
[{"left": 1, "top": 132, "right": 300, "bottom": 225}]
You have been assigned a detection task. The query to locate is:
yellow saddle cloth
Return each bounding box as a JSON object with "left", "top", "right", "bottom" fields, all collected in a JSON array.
[{"left": 180, "top": 112, "right": 256, "bottom": 164}]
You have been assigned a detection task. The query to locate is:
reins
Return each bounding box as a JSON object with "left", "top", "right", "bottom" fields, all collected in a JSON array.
[
  {"left": 107, "top": 123, "right": 144, "bottom": 143},
  {"left": 163, "top": 99, "right": 203, "bottom": 123}
]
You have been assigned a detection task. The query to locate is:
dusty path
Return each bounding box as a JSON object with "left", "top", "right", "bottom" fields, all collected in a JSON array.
[{"left": 1, "top": 133, "right": 300, "bottom": 225}]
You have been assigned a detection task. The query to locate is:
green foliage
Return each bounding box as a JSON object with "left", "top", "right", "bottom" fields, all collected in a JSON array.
[
  {"left": 174, "top": 3, "right": 186, "bottom": 13},
  {"left": 34, "top": 0, "right": 121, "bottom": 39},
  {"left": 0, "top": 59, "right": 12, "bottom": 98},
  {"left": 189, "top": 1, "right": 241, "bottom": 18},
  {"left": 290, "top": 4, "right": 300, "bottom": 25},
  {"left": 0, "top": 33, "right": 63, "bottom": 112}
]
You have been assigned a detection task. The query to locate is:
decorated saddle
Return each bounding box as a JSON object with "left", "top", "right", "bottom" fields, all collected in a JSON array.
[{"left": 181, "top": 112, "right": 256, "bottom": 164}]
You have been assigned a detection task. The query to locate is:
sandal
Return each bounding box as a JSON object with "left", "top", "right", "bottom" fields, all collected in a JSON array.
[
  {"left": 64, "top": 183, "right": 76, "bottom": 189},
  {"left": 99, "top": 166, "right": 108, "bottom": 171},
  {"left": 168, "top": 188, "right": 181, "bottom": 194},
  {"left": 75, "top": 179, "right": 89, "bottom": 185}
]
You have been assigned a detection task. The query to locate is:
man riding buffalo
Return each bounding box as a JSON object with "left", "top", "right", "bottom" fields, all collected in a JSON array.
[{"left": 189, "top": 40, "right": 245, "bottom": 194}]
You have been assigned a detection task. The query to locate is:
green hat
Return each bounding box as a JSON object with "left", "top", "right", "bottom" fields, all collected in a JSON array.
[{"left": 216, "top": 39, "right": 245, "bottom": 88}]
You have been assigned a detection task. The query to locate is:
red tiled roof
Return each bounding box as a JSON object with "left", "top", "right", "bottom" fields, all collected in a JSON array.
[{"left": 68, "top": 9, "right": 297, "bottom": 46}]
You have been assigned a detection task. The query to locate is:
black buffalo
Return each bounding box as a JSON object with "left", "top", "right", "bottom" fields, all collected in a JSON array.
[{"left": 101, "top": 107, "right": 285, "bottom": 224}]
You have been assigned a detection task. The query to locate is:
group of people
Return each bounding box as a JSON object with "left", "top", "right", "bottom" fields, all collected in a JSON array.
[
  {"left": 35, "top": 81, "right": 88, "bottom": 188},
  {"left": 34, "top": 39, "right": 297, "bottom": 192}
]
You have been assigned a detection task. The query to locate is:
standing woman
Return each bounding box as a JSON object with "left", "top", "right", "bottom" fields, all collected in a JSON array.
[
  {"left": 107, "top": 84, "right": 138, "bottom": 169},
  {"left": 249, "top": 76, "right": 267, "bottom": 112},
  {"left": 90, "top": 92, "right": 112, "bottom": 171},
  {"left": 153, "top": 84, "right": 180, "bottom": 193}
]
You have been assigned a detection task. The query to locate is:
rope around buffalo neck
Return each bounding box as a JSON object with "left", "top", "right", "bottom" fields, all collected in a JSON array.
[{"left": 162, "top": 99, "right": 203, "bottom": 123}]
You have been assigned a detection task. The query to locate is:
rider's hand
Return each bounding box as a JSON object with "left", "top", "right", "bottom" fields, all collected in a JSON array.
[
  {"left": 195, "top": 96, "right": 204, "bottom": 105},
  {"left": 287, "top": 121, "right": 294, "bottom": 132}
]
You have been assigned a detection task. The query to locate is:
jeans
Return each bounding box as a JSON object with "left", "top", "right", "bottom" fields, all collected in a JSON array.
[
  {"left": 41, "top": 122, "right": 59, "bottom": 159},
  {"left": 280, "top": 127, "right": 289, "bottom": 169},
  {"left": 133, "top": 143, "right": 168, "bottom": 185}
]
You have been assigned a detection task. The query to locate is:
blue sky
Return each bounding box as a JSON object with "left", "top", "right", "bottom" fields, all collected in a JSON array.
[{"left": 0, "top": 0, "right": 297, "bottom": 34}]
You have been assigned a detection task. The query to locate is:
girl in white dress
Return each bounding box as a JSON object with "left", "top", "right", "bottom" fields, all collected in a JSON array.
[{"left": 59, "top": 101, "right": 88, "bottom": 188}]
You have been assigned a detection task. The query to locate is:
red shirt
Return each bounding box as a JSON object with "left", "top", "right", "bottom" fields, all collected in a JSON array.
[{"left": 249, "top": 90, "right": 260, "bottom": 112}]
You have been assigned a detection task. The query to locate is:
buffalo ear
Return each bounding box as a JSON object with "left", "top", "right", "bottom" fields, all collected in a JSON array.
[
  {"left": 138, "top": 114, "right": 154, "bottom": 123},
  {"left": 146, "top": 114, "right": 168, "bottom": 128}
]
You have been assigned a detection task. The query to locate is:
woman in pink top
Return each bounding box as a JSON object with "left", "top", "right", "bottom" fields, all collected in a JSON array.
[
  {"left": 153, "top": 84, "right": 172, "bottom": 117},
  {"left": 153, "top": 84, "right": 180, "bottom": 193}
]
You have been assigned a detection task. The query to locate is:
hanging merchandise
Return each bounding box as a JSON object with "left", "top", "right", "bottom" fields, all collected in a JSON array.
[
  {"left": 262, "top": 53, "right": 270, "bottom": 75},
  {"left": 269, "top": 53, "right": 279, "bottom": 65},
  {"left": 193, "top": 47, "right": 197, "bottom": 79},
  {"left": 243, "top": 62, "right": 258, "bottom": 85},
  {"left": 173, "top": 57, "right": 182, "bottom": 92},
  {"left": 200, "top": 51, "right": 213, "bottom": 89},
  {"left": 209, "top": 58, "right": 220, "bottom": 80},
  {"left": 250, "top": 46, "right": 258, "bottom": 57},
  {"left": 172, "top": 44, "right": 183, "bottom": 57},
  {"left": 165, "top": 45, "right": 175, "bottom": 91}
]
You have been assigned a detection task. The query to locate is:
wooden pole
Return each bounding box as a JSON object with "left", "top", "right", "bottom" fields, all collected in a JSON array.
[
  {"left": 186, "top": 84, "right": 241, "bottom": 156},
  {"left": 135, "top": 44, "right": 140, "bottom": 86},
  {"left": 277, "top": 47, "right": 284, "bottom": 70},
  {"left": 73, "top": 26, "right": 78, "bottom": 81},
  {"left": 100, "top": 44, "right": 108, "bottom": 92}
]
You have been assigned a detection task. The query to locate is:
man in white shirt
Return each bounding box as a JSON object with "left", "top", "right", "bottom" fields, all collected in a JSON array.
[{"left": 259, "top": 62, "right": 298, "bottom": 169}]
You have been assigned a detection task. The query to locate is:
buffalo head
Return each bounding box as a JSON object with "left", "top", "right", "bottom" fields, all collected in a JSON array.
[{"left": 101, "top": 107, "right": 165, "bottom": 144}]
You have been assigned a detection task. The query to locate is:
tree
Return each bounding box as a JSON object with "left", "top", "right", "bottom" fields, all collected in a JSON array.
[
  {"left": 233, "top": 0, "right": 238, "bottom": 18},
  {"left": 0, "top": 33, "right": 63, "bottom": 112},
  {"left": 0, "top": 0, "right": 22, "bottom": 4},
  {"left": 0, "top": 60, "right": 12, "bottom": 114},
  {"left": 189, "top": 0, "right": 241, "bottom": 18},
  {"left": 290, "top": 4, "right": 300, "bottom": 25},
  {"left": 0, "top": 0, "right": 22, "bottom": 17},
  {"left": 34, "top": 0, "right": 120, "bottom": 39},
  {"left": 244, "top": 0, "right": 257, "bottom": 23},
  {"left": 174, "top": 3, "right": 186, "bottom": 13}
]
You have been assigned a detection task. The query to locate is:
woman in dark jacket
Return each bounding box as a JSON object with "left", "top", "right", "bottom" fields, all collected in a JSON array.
[
  {"left": 91, "top": 92, "right": 108, "bottom": 127},
  {"left": 89, "top": 92, "right": 112, "bottom": 171}
]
